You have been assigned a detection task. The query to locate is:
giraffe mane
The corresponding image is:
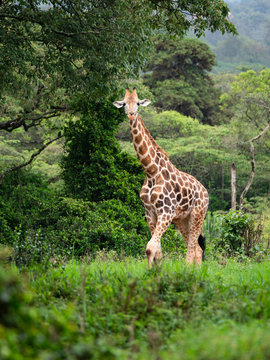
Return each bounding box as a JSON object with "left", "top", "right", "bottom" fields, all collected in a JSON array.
[{"left": 138, "top": 115, "right": 169, "bottom": 158}]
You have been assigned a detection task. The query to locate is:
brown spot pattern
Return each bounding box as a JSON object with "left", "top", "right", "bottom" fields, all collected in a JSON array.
[
  {"left": 150, "top": 148, "right": 155, "bottom": 157},
  {"left": 141, "top": 155, "right": 151, "bottom": 166},
  {"left": 162, "top": 169, "right": 170, "bottom": 180},
  {"left": 139, "top": 141, "right": 147, "bottom": 154},
  {"left": 147, "top": 164, "right": 158, "bottom": 175},
  {"left": 135, "top": 134, "right": 142, "bottom": 144},
  {"left": 165, "top": 182, "right": 172, "bottom": 193}
]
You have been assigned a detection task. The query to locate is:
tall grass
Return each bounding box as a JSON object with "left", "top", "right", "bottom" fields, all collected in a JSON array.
[{"left": 2, "top": 255, "right": 270, "bottom": 359}]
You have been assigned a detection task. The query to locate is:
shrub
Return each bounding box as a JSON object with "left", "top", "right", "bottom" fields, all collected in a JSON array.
[
  {"left": 61, "top": 97, "right": 144, "bottom": 208},
  {"left": 144, "top": 111, "right": 199, "bottom": 139},
  {"left": 212, "top": 210, "right": 266, "bottom": 259},
  {"left": 51, "top": 198, "right": 149, "bottom": 257},
  {"left": 0, "top": 215, "right": 15, "bottom": 245},
  {"left": 0, "top": 170, "right": 57, "bottom": 232},
  {"left": 116, "top": 109, "right": 199, "bottom": 141},
  {"left": 1, "top": 178, "right": 187, "bottom": 267},
  {"left": 43, "top": 198, "right": 186, "bottom": 259}
]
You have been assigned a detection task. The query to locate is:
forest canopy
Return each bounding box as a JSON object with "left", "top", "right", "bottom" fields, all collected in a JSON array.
[{"left": 0, "top": 0, "right": 236, "bottom": 132}]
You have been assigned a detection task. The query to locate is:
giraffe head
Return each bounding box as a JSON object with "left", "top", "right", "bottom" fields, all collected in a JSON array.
[{"left": 113, "top": 87, "right": 151, "bottom": 120}]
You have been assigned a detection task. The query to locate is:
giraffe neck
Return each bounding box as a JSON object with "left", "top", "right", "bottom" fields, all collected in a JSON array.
[{"left": 129, "top": 114, "right": 163, "bottom": 177}]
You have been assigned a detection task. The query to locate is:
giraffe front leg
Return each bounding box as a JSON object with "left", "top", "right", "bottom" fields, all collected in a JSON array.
[
  {"left": 146, "top": 239, "right": 162, "bottom": 267},
  {"left": 146, "top": 215, "right": 172, "bottom": 266},
  {"left": 144, "top": 205, "right": 157, "bottom": 236}
]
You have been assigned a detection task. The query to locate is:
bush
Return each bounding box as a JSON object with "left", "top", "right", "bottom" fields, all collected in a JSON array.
[
  {"left": 0, "top": 215, "right": 15, "bottom": 245},
  {"left": 117, "top": 109, "right": 199, "bottom": 141},
  {"left": 42, "top": 198, "right": 186, "bottom": 260},
  {"left": 0, "top": 167, "right": 187, "bottom": 266},
  {"left": 0, "top": 169, "right": 57, "bottom": 233},
  {"left": 212, "top": 210, "right": 266, "bottom": 259},
  {"left": 11, "top": 227, "right": 65, "bottom": 268},
  {"left": 61, "top": 97, "right": 144, "bottom": 208},
  {"left": 50, "top": 198, "right": 149, "bottom": 257}
]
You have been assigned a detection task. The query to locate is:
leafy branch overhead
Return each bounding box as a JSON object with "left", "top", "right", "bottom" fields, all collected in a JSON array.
[
  {"left": 150, "top": 0, "right": 236, "bottom": 36},
  {"left": 0, "top": 0, "right": 236, "bottom": 132}
]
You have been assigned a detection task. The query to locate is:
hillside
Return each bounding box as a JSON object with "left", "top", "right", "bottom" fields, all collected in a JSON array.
[{"left": 204, "top": 0, "right": 270, "bottom": 72}]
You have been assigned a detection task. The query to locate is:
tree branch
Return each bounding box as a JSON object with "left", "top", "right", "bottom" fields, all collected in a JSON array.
[
  {"left": 0, "top": 108, "right": 66, "bottom": 132},
  {"left": 239, "top": 120, "right": 270, "bottom": 211},
  {"left": 0, "top": 135, "right": 63, "bottom": 185}
]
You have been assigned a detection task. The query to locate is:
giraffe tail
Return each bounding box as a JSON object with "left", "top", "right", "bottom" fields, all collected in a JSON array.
[{"left": 198, "top": 234, "right": 206, "bottom": 262}]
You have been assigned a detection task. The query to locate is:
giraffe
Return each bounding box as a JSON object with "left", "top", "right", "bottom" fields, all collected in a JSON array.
[{"left": 113, "top": 87, "right": 209, "bottom": 265}]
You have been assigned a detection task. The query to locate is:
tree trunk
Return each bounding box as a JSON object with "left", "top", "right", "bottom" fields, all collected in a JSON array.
[
  {"left": 239, "top": 121, "right": 270, "bottom": 211},
  {"left": 221, "top": 166, "right": 224, "bottom": 201},
  {"left": 231, "top": 163, "right": 237, "bottom": 211}
]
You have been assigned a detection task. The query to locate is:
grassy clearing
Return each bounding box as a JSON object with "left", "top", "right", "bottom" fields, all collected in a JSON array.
[{"left": 2, "top": 256, "right": 270, "bottom": 359}]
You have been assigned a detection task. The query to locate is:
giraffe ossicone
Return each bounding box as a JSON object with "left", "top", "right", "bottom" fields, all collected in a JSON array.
[{"left": 113, "top": 88, "right": 209, "bottom": 265}]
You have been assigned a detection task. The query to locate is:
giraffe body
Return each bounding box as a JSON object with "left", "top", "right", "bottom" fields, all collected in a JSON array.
[{"left": 113, "top": 88, "right": 209, "bottom": 265}]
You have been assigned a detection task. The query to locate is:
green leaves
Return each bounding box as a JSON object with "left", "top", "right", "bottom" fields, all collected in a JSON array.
[
  {"left": 143, "top": 36, "right": 221, "bottom": 124},
  {"left": 213, "top": 210, "right": 256, "bottom": 257},
  {"left": 0, "top": 0, "right": 236, "bottom": 100},
  {"left": 61, "top": 97, "right": 144, "bottom": 208},
  {"left": 231, "top": 69, "right": 270, "bottom": 95},
  {"left": 148, "top": 0, "right": 236, "bottom": 37}
]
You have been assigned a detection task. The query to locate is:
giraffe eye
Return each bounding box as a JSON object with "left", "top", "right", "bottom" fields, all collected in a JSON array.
[
  {"left": 123, "top": 102, "right": 126, "bottom": 106},
  {"left": 137, "top": 103, "right": 140, "bottom": 106}
]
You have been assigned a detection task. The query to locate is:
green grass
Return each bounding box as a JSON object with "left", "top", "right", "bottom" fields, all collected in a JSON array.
[{"left": 2, "top": 256, "right": 270, "bottom": 359}]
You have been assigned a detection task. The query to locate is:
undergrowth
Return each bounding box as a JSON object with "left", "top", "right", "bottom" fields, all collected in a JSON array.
[{"left": 1, "top": 255, "right": 270, "bottom": 359}]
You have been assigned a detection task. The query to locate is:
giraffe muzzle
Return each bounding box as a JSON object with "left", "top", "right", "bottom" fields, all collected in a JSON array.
[{"left": 128, "top": 113, "right": 136, "bottom": 120}]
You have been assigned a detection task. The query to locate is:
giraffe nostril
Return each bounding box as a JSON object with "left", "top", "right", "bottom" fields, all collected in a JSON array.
[{"left": 129, "top": 112, "right": 134, "bottom": 116}]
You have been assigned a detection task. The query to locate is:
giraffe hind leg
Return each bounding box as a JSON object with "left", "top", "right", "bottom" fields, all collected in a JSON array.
[
  {"left": 185, "top": 211, "right": 205, "bottom": 265},
  {"left": 173, "top": 217, "right": 190, "bottom": 247},
  {"left": 198, "top": 234, "right": 206, "bottom": 261}
]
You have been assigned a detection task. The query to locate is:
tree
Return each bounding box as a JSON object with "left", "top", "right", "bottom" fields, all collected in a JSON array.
[
  {"left": 61, "top": 96, "right": 144, "bottom": 208},
  {"left": 143, "top": 36, "right": 221, "bottom": 124},
  {"left": 221, "top": 69, "right": 270, "bottom": 210},
  {"left": 0, "top": 0, "right": 236, "bottom": 181},
  {"left": 0, "top": 0, "right": 236, "bottom": 133}
]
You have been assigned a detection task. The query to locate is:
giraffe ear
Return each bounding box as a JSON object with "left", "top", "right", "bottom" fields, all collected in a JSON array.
[
  {"left": 139, "top": 99, "right": 151, "bottom": 107},
  {"left": 113, "top": 101, "right": 125, "bottom": 108}
]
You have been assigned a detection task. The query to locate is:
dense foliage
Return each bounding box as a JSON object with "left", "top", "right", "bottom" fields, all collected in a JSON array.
[
  {"left": 0, "top": 0, "right": 236, "bottom": 131},
  {"left": 143, "top": 37, "right": 221, "bottom": 124},
  {"left": 0, "top": 168, "right": 186, "bottom": 267},
  {"left": 61, "top": 97, "right": 144, "bottom": 206}
]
